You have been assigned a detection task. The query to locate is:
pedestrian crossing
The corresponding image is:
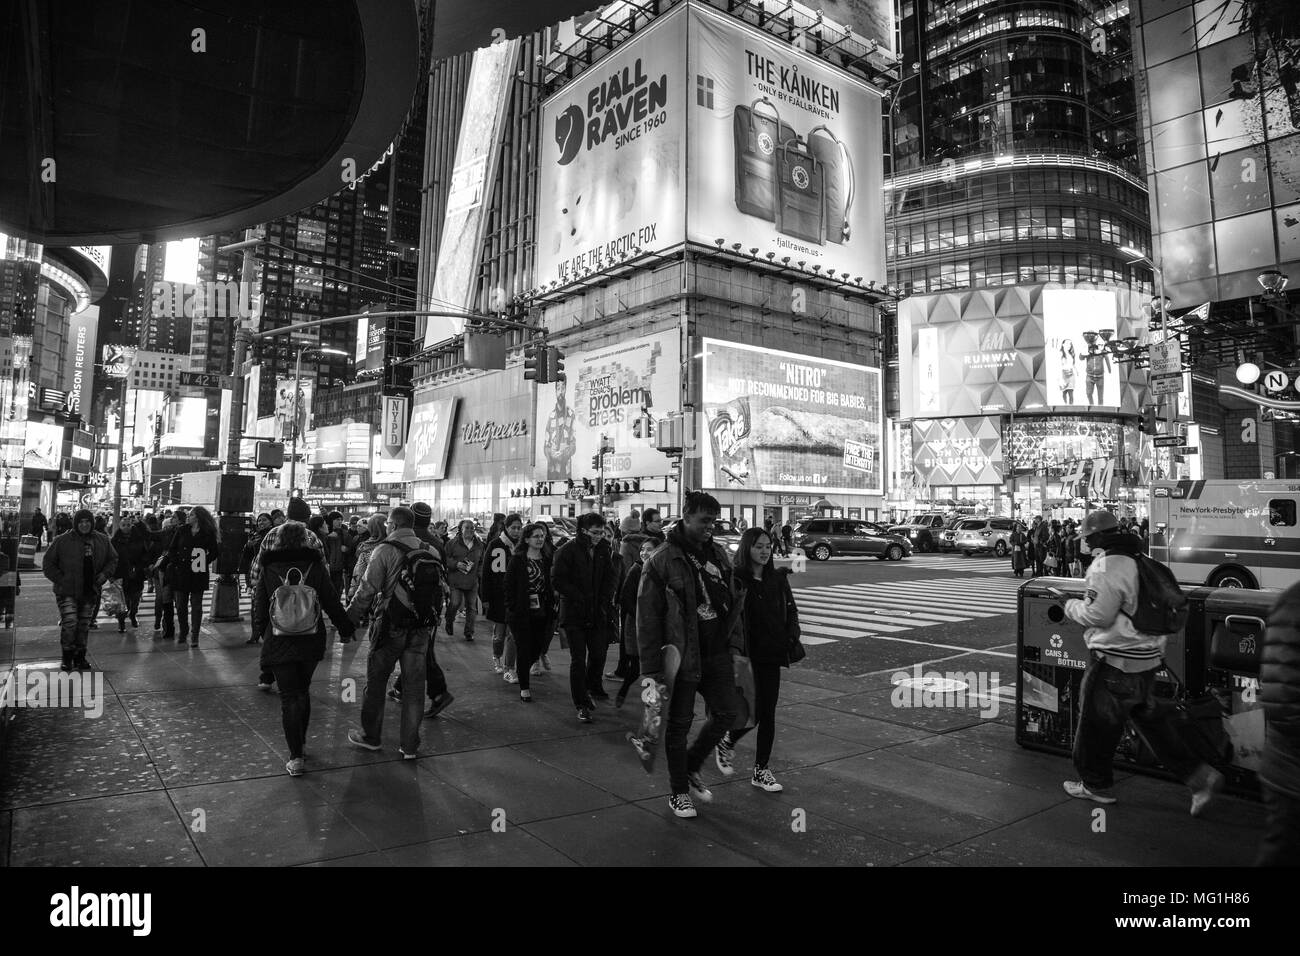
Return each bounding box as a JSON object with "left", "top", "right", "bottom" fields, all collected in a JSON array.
[
  {"left": 98, "top": 587, "right": 254, "bottom": 625},
  {"left": 791, "top": 576, "right": 1023, "bottom": 646},
  {"left": 828, "top": 554, "right": 1018, "bottom": 575}
]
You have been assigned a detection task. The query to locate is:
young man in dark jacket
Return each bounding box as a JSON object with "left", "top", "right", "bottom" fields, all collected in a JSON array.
[
  {"left": 551, "top": 511, "right": 616, "bottom": 722},
  {"left": 252, "top": 520, "right": 355, "bottom": 776},
  {"left": 42, "top": 508, "right": 117, "bottom": 671},
  {"left": 638, "top": 491, "right": 744, "bottom": 819},
  {"left": 1259, "top": 582, "right": 1300, "bottom": 865}
]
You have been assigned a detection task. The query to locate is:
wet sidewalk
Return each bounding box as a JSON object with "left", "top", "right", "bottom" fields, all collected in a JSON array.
[{"left": 0, "top": 585, "right": 1266, "bottom": 867}]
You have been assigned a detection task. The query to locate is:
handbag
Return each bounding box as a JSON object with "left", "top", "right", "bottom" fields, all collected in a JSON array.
[
  {"left": 1044, "top": 553, "right": 1059, "bottom": 570},
  {"left": 101, "top": 580, "right": 127, "bottom": 618}
]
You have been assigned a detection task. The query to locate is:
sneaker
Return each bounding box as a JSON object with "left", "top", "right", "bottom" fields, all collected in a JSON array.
[
  {"left": 668, "top": 793, "right": 697, "bottom": 818},
  {"left": 423, "top": 692, "right": 455, "bottom": 719},
  {"left": 257, "top": 675, "right": 274, "bottom": 691},
  {"left": 715, "top": 733, "right": 736, "bottom": 776},
  {"left": 530, "top": 662, "right": 543, "bottom": 677},
  {"left": 88, "top": 621, "right": 99, "bottom": 629},
  {"left": 576, "top": 708, "right": 593, "bottom": 723},
  {"left": 244, "top": 637, "right": 260, "bottom": 645},
  {"left": 387, "top": 686, "right": 402, "bottom": 702},
  {"left": 604, "top": 671, "right": 622, "bottom": 681},
  {"left": 1062, "top": 780, "right": 1117, "bottom": 804},
  {"left": 285, "top": 757, "right": 305, "bottom": 777},
  {"left": 520, "top": 689, "right": 533, "bottom": 702},
  {"left": 74, "top": 656, "right": 90, "bottom": 672},
  {"left": 541, "top": 654, "right": 552, "bottom": 671},
  {"left": 492, "top": 656, "right": 504, "bottom": 674},
  {"left": 464, "top": 634, "right": 474, "bottom": 643},
  {"left": 347, "top": 729, "right": 382, "bottom": 751},
  {"left": 752, "top": 767, "right": 783, "bottom": 792},
  {"left": 503, "top": 668, "right": 519, "bottom": 684},
  {"left": 1190, "top": 768, "right": 1225, "bottom": 817},
  {"left": 60, "top": 654, "right": 73, "bottom": 673},
  {"left": 687, "top": 771, "right": 713, "bottom": 803},
  {"left": 152, "top": 628, "right": 161, "bottom": 638},
  {"left": 189, "top": 637, "right": 199, "bottom": 647},
  {"left": 397, "top": 748, "right": 419, "bottom": 760}
]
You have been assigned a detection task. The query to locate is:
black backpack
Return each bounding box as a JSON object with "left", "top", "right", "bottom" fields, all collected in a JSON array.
[
  {"left": 384, "top": 540, "right": 444, "bottom": 628},
  {"left": 1126, "top": 552, "right": 1189, "bottom": 635}
]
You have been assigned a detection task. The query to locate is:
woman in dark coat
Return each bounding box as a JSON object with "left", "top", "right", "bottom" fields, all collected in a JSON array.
[
  {"left": 715, "top": 527, "right": 802, "bottom": 794},
  {"left": 110, "top": 516, "right": 151, "bottom": 631},
  {"left": 1009, "top": 522, "right": 1029, "bottom": 577},
  {"left": 480, "top": 513, "right": 522, "bottom": 681},
  {"left": 163, "top": 505, "right": 220, "bottom": 646},
  {"left": 251, "top": 521, "right": 355, "bottom": 776},
  {"left": 504, "top": 523, "right": 555, "bottom": 703},
  {"left": 615, "top": 538, "right": 657, "bottom": 708}
]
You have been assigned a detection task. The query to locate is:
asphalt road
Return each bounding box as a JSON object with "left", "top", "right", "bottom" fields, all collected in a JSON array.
[{"left": 786, "top": 550, "right": 1026, "bottom": 679}]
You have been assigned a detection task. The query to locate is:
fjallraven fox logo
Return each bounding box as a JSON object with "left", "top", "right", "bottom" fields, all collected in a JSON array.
[
  {"left": 555, "top": 105, "right": 585, "bottom": 165},
  {"left": 792, "top": 165, "right": 810, "bottom": 189}
]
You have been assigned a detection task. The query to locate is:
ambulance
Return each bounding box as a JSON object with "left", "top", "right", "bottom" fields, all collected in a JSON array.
[{"left": 1149, "top": 479, "right": 1300, "bottom": 591}]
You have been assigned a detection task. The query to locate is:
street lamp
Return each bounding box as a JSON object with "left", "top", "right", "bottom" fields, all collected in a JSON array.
[{"left": 288, "top": 345, "right": 349, "bottom": 497}]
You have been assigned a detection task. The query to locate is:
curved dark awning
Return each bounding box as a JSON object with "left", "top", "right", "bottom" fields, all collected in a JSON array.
[{"left": 1, "top": 0, "right": 419, "bottom": 244}]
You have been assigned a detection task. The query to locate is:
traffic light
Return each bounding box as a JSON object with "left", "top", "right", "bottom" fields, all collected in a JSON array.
[
  {"left": 546, "top": 346, "right": 566, "bottom": 382},
  {"left": 523, "top": 344, "right": 550, "bottom": 384},
  {"left": 591, "top": 454, "right": 601, "bottom": 471},
  {"left": 632, "top": 418, "right": 643, "bottom": 439},
  {"left": 1139, "top": 407, "right": 1157, "bottom": 433}
]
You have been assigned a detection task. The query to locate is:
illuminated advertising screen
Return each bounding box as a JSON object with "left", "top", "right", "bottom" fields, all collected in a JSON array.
[
  {"left": 403, "top": 396, "right": 460, "bottom": 483},
  {"left": 535, "top": 8, "right": 687, "bottom": 289},
  {"left": 272, "top": 378, "right": 314, "bottom": 444},
  {"left": 912, "top": 417, "right": 1004, "bottom": 486},
  {"left": 311, "top": 423, "right": 372, "bottom": 468},
  {"left": 373, "top": 433, "right": 406, "bottom": 484},
  {"left": 160, "top": 397, "right": 208, "bottom": 450},
  {"left": 686, "top": 5, "right": 886, "bottom": 288},
  {"left": 898, "top": 284, "right": 1147, "bottom": 418},
  {"left": 534, "top": 329, "right": 681, "bottom": 481},
  {"left": 63, "top": 305, "right": 99, "bottom": 416},
  {"left": 23, "top": 421, "right": 64, "bottom": 472},
  {"left": 701, "top": 338, "right": 882, "bottom": 494},
  {"left": 1006, "top": 417, "right": 1124, "bottom": 478}
]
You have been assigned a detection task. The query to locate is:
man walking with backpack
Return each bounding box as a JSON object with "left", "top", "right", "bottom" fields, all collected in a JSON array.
[
  {"left": 346, "top": 507, "right": 450, "bottom": 756},
  {"left": 1058, "top": 510, "right": 1224, "bottom": 814}
]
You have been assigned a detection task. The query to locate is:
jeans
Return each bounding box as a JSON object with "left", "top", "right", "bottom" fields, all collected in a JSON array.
[
  {"left": 1072, "top": 656, "right": 1204, "bottom": 791},
  {"left": 1086, "top": 376, "right": 1103, "bottom": 405},
  {"left": 270, "top": 660, "right": 318, "bottom": 759},
  {"left": 174, "top": 589, "right": 205, "bottom": 638},
  {"left": 56, "top": 595, "right": 96, "bottom": 654},
  {"left": 117, "top": 581, "right": 144, "bottom": 626},
  {"left": 1256, "top": 784, "right": 1300, "bottom": 866},
  {"left": 564, "top": 625, "right": 606, "bottom": 708},
  {"left": 362, "top": 618, "right": 429, "bottom": 753},
  {"left": 666, "top": 652, "right": 740, "bottom": 795},
  {"left": 728, "top": 661, "right": 781, "bottom": 768},
  {"left": 445, "top": 587, "right": 478, "bottom": 638},
  {"left": 510, "top": 617, "right": 550, "bottom": 692},
  {"left": 491, "top": 620, "right": 516, "bottom": 669}
]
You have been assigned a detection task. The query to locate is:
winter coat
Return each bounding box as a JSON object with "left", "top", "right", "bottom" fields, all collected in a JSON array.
[
  {"left": 734, "top": 565, "right": 801, "bottom": 666},
  {"left": 1063, "top": 534, "right": 1165, "bottom": 673},
  {"left": 620, "top": 561, "right": 643, "bottom": 655},
  {"left": 479, "top": 534, "right": 514, "bottom": 623},
  {"left": 321, "top": 530, "right": 344, "bottom": 575},
  {"left": 619, "top": 529, "right": 651, "bottom": 567},
  {"left": 42, "top": 529, "right": 118, "bottom": 600},
  {"left": 551, "top": 534, "right": 616, "bottom": 629},
  {"left": 252, "top": 546, "right": 354, "bottom": 665},
  {"left": 1261, "top": 583, "right": 1300, "bottom": 798},
  {"left": 111, "top": 528, "right": 151, "bottom": 585},
  {"left": 164, "top": 527, "right": 220, "bottom": 593},
  {"left": 347, "top": 536, "right": 384, "bottom": 600},
  {"left": 339, "top": 527, "right": 358, "bottom": 573},
  {"left": 240, "top": 528, "right": 269, "bottom": 575},
  {"left": 1010, "top": 529, "right": 1028, "bottom": 573},
  {"left": 637, "top": 530, "right": 745, "bottom": 684},
  {"left": 444, "top": 534, "right": 486, "bottom": 590},
  {"left": 250, "top": 522, "right": 324, "bottom": 590},
  {"left": 30, "top": 513, "right": 47, "bottom": 536},
  {"left": 347, "top": 528, "right": 443, "bottom": 624},
  {"left": 505, "top": 550, "right": 555, "bottom": 628}
]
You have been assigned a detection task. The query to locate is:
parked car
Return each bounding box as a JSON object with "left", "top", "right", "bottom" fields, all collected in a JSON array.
[
  {"left": 937, "top": 515, "right": 975, "bottom": 552},
  {"left": 791, "top": 518, "right": 912, "bottom": 561},
  {"left": 949, "top": 517, "right": 1015, "bottom": 557},
  {"left": 886, "top": 513, "right": 950, "bottom": 553}
]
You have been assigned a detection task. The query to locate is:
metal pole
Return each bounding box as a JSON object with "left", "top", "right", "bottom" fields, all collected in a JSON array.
[
  {"left": 112, "top": 375, "right": 128, "bottom": 522},
  {"left": 226, "top": 228, "right": 258, "bottom": 475},
  {"left": 289, "top": 346, "right": 303, "bottom": 495}
]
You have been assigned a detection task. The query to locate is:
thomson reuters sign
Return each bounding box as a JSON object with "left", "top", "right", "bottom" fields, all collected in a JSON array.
[{"left": 553, "top": 59, "right": 670, "bottom": 165}]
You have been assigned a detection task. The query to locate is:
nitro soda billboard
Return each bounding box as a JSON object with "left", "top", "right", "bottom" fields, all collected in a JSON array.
[{"left": 701, "top": 338, "right": 882, "bottom": 495}]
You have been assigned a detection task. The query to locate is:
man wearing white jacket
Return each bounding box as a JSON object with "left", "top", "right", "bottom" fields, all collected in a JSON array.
[{"left": 1060, "top": 509, "right": 1224, "bottom": 815}]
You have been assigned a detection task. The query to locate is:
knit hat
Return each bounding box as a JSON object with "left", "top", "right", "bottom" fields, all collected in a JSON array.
[
  {"left": 286, "top": 497, "right": 312, "bottom": 522},
  {"left": 411, "top": 502, "right": 433, "bottom": 527},
  {"left": 73, "top": 508, "right": 95, "bottom": 529},
  {"left": 1080, "top": 510, "right": 1118, "bottom": 537}
]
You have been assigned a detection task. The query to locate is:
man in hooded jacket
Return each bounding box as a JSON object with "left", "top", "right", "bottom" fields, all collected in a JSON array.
[{"left": 43, "top": 508, "right": 117, "bottom": 671}]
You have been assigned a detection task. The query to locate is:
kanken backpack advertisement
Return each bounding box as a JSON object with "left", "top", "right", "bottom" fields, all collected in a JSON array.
[{"left": 687, "top": 5, "right": 884, "bottom": 286}]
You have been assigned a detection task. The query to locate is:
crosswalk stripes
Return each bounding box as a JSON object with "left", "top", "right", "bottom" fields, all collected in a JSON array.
[
  {"left": 790, "top": 576, "right": 1023, "bottom": 645},
  {"left": 96, "top": 587, "right": 254, "bottom": 624},
  {"left": 827, "top": 555, "right": 1016, "bottom": 574}
]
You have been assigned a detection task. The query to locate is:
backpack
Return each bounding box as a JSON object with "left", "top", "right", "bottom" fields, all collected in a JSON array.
[
  {"left": 1126, "top": 552, "right": 1189, "bottom": 635},
  {"left": 384, "top": 540, "right": 444, "bottom": 628},
  {"left": 269, "top": 566, "right": 322, "bottom": 637}
]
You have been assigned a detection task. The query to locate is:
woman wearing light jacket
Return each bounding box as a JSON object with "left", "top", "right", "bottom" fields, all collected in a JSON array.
[{"left": 714, "top": 526, "right": 803, "bottom": 794}]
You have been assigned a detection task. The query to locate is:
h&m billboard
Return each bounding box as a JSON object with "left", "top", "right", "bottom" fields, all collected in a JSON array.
[
  {"left": 700, "top": 338, "right": 882, "bottom": 495},
  {"left": 535, "top": 3, "right": 885, "bottom": 290},
  {"left": 898, "top": 284, "right": 1149, "bottom": 418},
  {"left": 535, "top": 329, "right": 680, "bottom": 482}
]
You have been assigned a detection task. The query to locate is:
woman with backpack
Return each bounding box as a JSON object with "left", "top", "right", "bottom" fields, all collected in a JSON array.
[
  {"left": 252, "top": 521, "right": 355, "bottom": 777},
  {"left": 505, "top": 522, "right": 555, "bottom": 703},
  {"left": 162, "top": 506, "right": 220, "bottom": 646},
  {"left": 713, "top": 527, "right": 804, "bottom": 794}
]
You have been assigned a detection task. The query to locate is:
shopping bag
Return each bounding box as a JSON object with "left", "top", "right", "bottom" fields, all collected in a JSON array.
[
  {"left": 732, "top": 653, "right": 758, "bottom": 731},
  {"left": 101, "top": 580, "right": 127, "bottom": 618}
]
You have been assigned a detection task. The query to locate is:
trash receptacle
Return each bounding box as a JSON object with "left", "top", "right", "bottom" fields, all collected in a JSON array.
[{"left": 1198, "top": 588, "right": 1271, "bottom": 795}]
